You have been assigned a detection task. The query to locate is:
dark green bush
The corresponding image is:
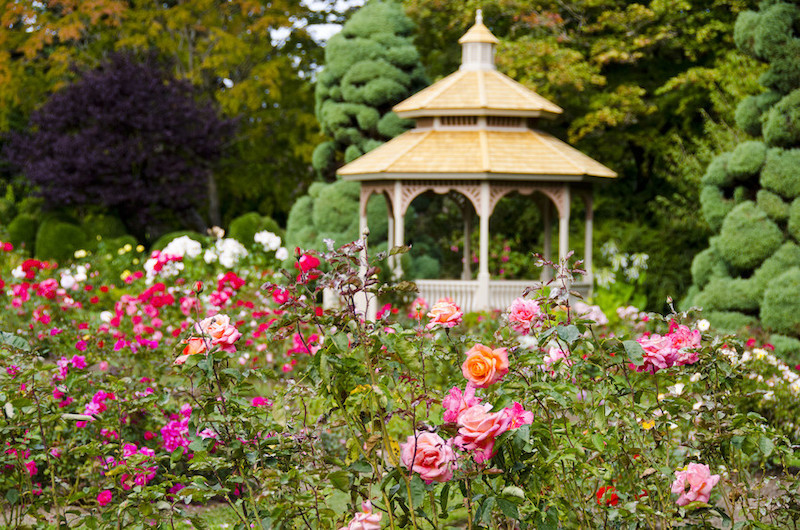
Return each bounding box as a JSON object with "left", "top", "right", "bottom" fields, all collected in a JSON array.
[
  {"left": 7, "top": 214, "right": 39, "bottom": 254},
  {"left": 151, "top": 230, "right": 206, "bottom": 251},
  {"left": 768, "top": 334, "right": 800, "bottom": 365},
  {"left": 752, "top": 242, "right": 800, "bottom": 292},
  {"left": 690, "top": 246, "right": 728, "bottom": 288},
  {"left": 788, "top": 197, "right": 800, "bottom": 241},
  {"left": 706, "top": 310, "right": 759, "bottom": 333},
  {"left": 81, "top": 213, "right": 128, "bottom": 240},
  {"left": 756, "top": 189, "right": 789, "bottom": 221},
  {"left": 763, "top": 89, "right": 800, "bottom": 147},
  {"left": 727, "top": 140, "right": 767, "bottom": 178},
  {"left": 760, "top": 148, "right": 800, "bottom": 198},
  {"left": 35, "top": 221, "right": 88, "bottom": 263},
  {"left": 700, "top": 186, "right": 734, "bottom": 232},
  {"left": 403, "top": 253, "right": 440, "bottom": 280},
  {"left": 761, "top": 267, "right": 800, "bottom": 335},
  {"left": 716, "top": 201, "right": 783, "bottom": 271},
  {"left": 733, "top": 9, "right": 759, "bottom": 56},
  {"left": 312, "top": 141, "right": 337, "bottom": 178},
  {"left": 228, "top": 212, "right": 282, "bottom": 246}
]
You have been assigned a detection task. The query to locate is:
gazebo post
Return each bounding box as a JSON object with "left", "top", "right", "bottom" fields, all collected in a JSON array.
[
  {"left": 386, "top": 197, "right": 395, "bottom": 272},
  {"left": 542, "top": 199, "right": 552, "bottom": 281},
  {"left": 583, "top": 188, "right": 594, "bottom": 288},
  {"left": 476, "top": 181, "right": 491, "bottom": 310},
  {"left": 393, "top": 180, "right": 404, "bottom": 277},
  {"left": 354, "top": 192, "right": 376, "bottom": 320},
  {"left": 462, "top": 206, "right": 472, "bottom": 280},
  {"left": 558, "top": 185, "right": 571, "bottom": 261}
]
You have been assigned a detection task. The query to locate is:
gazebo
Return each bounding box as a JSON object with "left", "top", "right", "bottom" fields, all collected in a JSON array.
[{"left": 338, "top": 11, "right": 616, "bottom": 313}]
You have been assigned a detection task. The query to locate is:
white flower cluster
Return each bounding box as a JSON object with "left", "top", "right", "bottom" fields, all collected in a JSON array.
[
  {"left": 162, "top": 236, "right": 203, "bottom": 259},
  {"left": 597, "top": 240, "right": 649, "bottom": 285},
  {"left": 722, "top": 346, "right": 800, "bottom": 396},
  {"left": 143, "top": 255, "right": 184, "bottom": 281},
  {"left": 60, "top": 265, "right": 88, "bottom": 289},
  {"left": 204, "top": 238, "right": 248, "bottom": 268},
  {"left": 254, "top": 230, "right": 289, "bottom": 260}
]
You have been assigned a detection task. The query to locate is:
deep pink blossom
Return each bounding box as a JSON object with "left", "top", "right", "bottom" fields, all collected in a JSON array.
[
  {"left": 507, "top": 297, "right": 542, "bottom": 334},
  {"left": 442, "top": 384, "right": 481, "bottom": 423},
  {"left": 671, "top": 463, "right": 720, "bottom": 506}
]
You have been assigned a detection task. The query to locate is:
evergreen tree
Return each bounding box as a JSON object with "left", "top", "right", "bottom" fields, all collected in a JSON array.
[
  {"left": 686, "top": 1, "right": 800, "bottom": 355},
  {"left": 312, "top": 0, "right": 427, "bottom": 179}
]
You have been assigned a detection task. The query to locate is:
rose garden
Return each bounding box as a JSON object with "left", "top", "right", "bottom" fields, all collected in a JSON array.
[{"left": 3, "top": 1, "right": 800, "bottom": 529}]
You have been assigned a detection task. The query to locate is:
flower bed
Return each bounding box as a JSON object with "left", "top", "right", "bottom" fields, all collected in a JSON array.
[{"left": 1, "top": 235, "right": 799, "bottom": 528}]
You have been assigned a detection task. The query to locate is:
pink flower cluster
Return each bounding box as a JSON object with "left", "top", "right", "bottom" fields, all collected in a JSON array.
[
  {"left": 635, "top": 322, "right": 701, "bottom": 374},
  {"left": 161, "top": 405, "right": 192, "bottom": 453},
  {"left": 53, "top": 354, "right": 86, "bottom": 381},
  {"left": 507, "top": 297, "right": 542, "bottom": 334},
  {"left": 400, "top": 432, "right": 457, "bottom": 483},
  {"left": 77, "top": 390, "right": 116, "bottom": 426},
  {"left": 671, "top": 463, "right": 720, "bottom": 506}
]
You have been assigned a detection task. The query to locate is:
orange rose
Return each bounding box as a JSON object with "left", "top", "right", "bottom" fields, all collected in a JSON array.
[
  {"left": 174, "top": 337, "right": 207, "bottom": 365},
  {"left": 461, "top": 344, "right": 509, "bottom": 388}
]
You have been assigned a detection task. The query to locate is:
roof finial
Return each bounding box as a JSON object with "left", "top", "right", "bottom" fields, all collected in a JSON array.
[{"left": 476, "top": 9, "right": 483, "bottom": 25}]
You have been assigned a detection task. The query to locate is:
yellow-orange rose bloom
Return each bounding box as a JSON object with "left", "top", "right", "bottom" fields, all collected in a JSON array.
[{"left": 461, "top": 344, "right": 509, "bottom": 388}]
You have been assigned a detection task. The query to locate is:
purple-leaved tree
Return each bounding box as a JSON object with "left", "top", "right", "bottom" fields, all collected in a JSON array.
[{"left": 3, "top": 52, "right": 235, "bottom": 239}]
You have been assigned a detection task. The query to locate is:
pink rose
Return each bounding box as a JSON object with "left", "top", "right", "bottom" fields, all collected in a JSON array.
[
  {"left": 426, "top": 298, "right": 463, "bottom": 330},
  {"left": 542, "top": 346, "right": 572, "bottom": 377},
  {"left": 400, "top": 432, "right": 456, "bottom": 483},
  {"left": 635, "top": 333, "right": 679, "bottom": 374},
  {"left": 442, "top": 384, "right": 481, "bottom": 423},
  {"left": 462, "top": 344, "right": 509, "bottom": 388},
  {"left": 507, "top": 297, "right": 542, "bottom": 334},
  {"left": 408, "top": 297, "right": 428, "bottom": 320},
  {"left": 97, "top": 490, "right": 113, "bottom": 506},
  {"left": 503, "top": 402, "right": 533, "bottom": 429},
  {"left": 668, "top": 323, "right": 701, "bottom": 366},
  {"left": 196, "top": 314, "right": 241, "bottom": 353},
  {"left": 455, "top": 405, "right": 511, "bottom": 463},
  {"left": 671, "top": 463, "right": 720, "bottom": 506},
  {"left": 338, "top": 500, "right": 382, "bottom": 530}
]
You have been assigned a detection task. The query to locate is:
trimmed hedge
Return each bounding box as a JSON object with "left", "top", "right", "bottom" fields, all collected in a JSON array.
[
  {"left": 727, "top": 141, "right": 767, "bottom": 179},
  {"left": 756, "top": 189, "right": 789, "bottom": 221},
  {"left": 760, "top": 148, "right": 800, "bottom": 199},
  {"left": 7, "top": 214, "right": 39, "bottom": 254},
  {"left": 716, "top": 201, "right": 783, "bottom": 271},
  {"left": 761, "top": 267, "right": 800, "bottom": 335},
  {"left": 35, "top": 221, "right": 88, "bottom": 263},
  {"left": 706, "top": 310, "right": 759, "bottom": 333}
]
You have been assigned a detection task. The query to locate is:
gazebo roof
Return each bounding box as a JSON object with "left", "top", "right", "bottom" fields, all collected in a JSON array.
[
  {"left": 392, "top": 69, "right": 563, "bottom": 118},
  {"left": 338, "top": 129, "right": 616, "bottom": 180}
]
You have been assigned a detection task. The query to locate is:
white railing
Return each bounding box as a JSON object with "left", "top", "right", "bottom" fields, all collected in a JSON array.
[{"left": 415, "top": 279, "right": 592, "bottom": 312}]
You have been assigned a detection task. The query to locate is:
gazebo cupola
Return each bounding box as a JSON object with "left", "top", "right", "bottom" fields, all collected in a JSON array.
[{"left": 338, "top": 10, "right": 617, "bottom": 313}]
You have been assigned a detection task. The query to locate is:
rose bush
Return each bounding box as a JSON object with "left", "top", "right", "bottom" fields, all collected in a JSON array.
[{"left": 0, "top": 234, "right": 799, "bottom": 528}]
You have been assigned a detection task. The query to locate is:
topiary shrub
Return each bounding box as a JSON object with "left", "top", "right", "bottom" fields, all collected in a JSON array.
[
  {"left": 735, "top": 91, "right": 782, "bottom": 136},
  {"left": 151, "top": 230, "right": 206, "bottom": 251},
  {"left": 760, "top": 148, "right": 800, "bottom": 198},
  {"left": 7, "top": 214, "right": 39, "bottom": 254},
  {"left": 706, "top": 310, "right": 759, "bottom": 333},
  {"left": 763, "top": 89, "right": 800, "bottom": 147},
  {"left": 716, "top": 201, "right": 782, "bottom": 271},
  {"left": 700, "top": 186, "right": 734, "bottom": 232},
  {"left": 35, "top": 221, "right": 88, "bottom": 263},
  {"left": 693, "top": 277, "right": 761, "bottom": 312},
  {"left": 228, "top": 212, "right": 283, "bottom": 247},
  {"left": 106, "top": 235, "right": 138, "bottom": 251},
  {"left": 82, "top": 213, "right": 128, "bottom": 241},
  {"left": 768, "top": 334, "right": 800, "bottom": 365},
  {"left": 700, "top": 153, "right": 733, "bottom": 188},
  {"left": 789, "top": 198, "right": 800, "bottom": 241},
  {"left": 756, "top": 189, "right": 789, "bottom": 221},
  {"left": 727, "top": 140, "right": 767, "bottom": 178},
  {"left": 690, "top": 246, "right": 729, "bottom": 289},
  {"left": 752, "top": 241, "right": 800, "bottom": 292},
  {"left": 761, "top": 267, "right": 800, "bottom": 335}
]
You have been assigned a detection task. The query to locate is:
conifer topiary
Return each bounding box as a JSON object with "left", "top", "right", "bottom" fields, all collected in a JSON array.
[{"left": 692, "top": 1, "right": 800, "bottom": 342}]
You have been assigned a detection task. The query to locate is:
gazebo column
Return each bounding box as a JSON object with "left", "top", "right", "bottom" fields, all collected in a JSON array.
[
  {"left": 542, "top": 199, "right": 552, "bottom": 282},
  {"left": 558, "top": 185, "right": 571, "bottom": 261},
  {"left": 476, "top": 181, "right": 491, "bottom": 310},
  {"left": 584, "top": 190, "right": 594, "bottom": 287},
  {"left": 353, "top": 191, "right": 376, "bottom": 320},
  {"left": 393, "top": 180, "right": 404, "bottom": 278},
  {"left": 386, "top": 203, "right": 395, "bottom": 272},
  {"left": 462, "top": 207, "right": 472, "bottom": 280}
]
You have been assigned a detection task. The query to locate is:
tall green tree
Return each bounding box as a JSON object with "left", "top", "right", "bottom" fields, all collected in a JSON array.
[
  {"left": 686, "top": 0, "right": 800, "bottom": 355},
  {"left": 312, "top": 0, "right": 427, "bottom": 179}
]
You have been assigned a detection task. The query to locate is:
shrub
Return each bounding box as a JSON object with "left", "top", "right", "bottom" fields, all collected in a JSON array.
[
  {"left": 789, "top": 198, "right": 800, "bottom": 241},
  {"left": 228, "top": 212, "right": 282, "bottom": 247},
  {"left": 701, "top": 152, "right": 733, "bottom": 187},
  {"left": 756, "top": 189, "right": 789, "bottom": 221},
  {"left": 690, "top": 246, "right": 728, "bottom": 288},
  {"left": 151, "top": 230, "right": 206, "bottom": 251},
  {"left": 35, "top": 221, "right": 88, "bottom": 262},
  {"left": 761, "top": 267, "right": 800, "bottom": 335},
  {"left": 700, "top": 185, "right": 734, "bottom": 232},
  {"left": 769, "top": 334, "right": 800, "bottom": 365},
  {"left": 81, "top": 213, "right": 128, "bottom": 241},
  {"left": 763, "top": 89, "right": 800, "bottom": 147},
  {"left": 727, "top": 140, "right": 767, "bottom": 178},
  {"left": 752, "top": 241, "right": 800, "bottom": 292},
  {"left": 760, "top": 148, "right": 800, "bottom": 199},
  {"left": 6, "top": 214, "right": 38, "bottom": 253},
  {"left": 694, "top": 277, "right": 761, "bottom": 312},
  {"left": 716, "top": 201, "right": 782, "bottom": 271},
  {"left": 735, "top": 92, "right": 782, "bottom": 136},
  {"left": 706, "top": 310, "right": 759, "bottom": 333}
]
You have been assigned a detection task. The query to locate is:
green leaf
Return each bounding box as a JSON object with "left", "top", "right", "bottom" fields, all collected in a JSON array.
[
  {"left": 556, "top": 324, "right": 579, "bottom": 345},
  {"left": 497, "top": 497, "right": 520, "bottom": 518},
  {"left": 758, "top": 435, "right": 774, "bottom": 457},
  {"left": 0, "top": 331, "right": 30, "bottom": 352},
  {"left": 328, "top": 470, "right": 350, "bottom": 492},
  {"left": 439, "top": 483, "right": 450, "bottom": 515},
  {"left": 623, "top": 340, "right": 644, "bottom": 365},
  {"left": 408, "top": 475, "right": 425, "bottom": 508},
  {"left": 5, "top": 488, "right": 19, "bottom": 505}
]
